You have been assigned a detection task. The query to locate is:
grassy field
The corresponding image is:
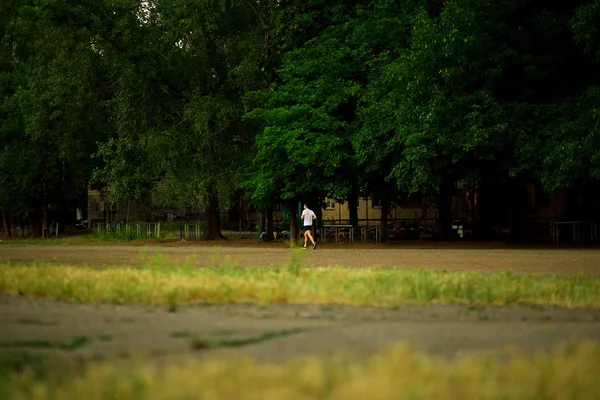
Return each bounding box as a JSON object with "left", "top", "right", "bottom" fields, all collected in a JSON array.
[
  {"left": 1, "top": 254, "right": 600, "bottom": 308},
  {"left": 1, "top": 341, "right": 598, "bottom": 399}
]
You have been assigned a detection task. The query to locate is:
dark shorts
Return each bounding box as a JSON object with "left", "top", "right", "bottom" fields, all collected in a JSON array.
[{"left": 301, "top": 225, "right": 312, "bottom": 233}]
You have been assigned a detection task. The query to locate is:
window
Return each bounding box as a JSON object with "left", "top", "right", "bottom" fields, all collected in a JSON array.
[
  {"left": 324, "top": 198, "right": 336, "bottom": 210},
  {"left": 371, "top": 191, "right": 383, "bottom": 208}
]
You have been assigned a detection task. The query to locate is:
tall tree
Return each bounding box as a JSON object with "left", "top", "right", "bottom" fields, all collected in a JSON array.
[
  {"left": 1, "top": 0, "right": 106, "bottom": 236},
  {"left": 359, "top": 0, "right": 594, "bottom": 238},
  {"left": 539, "top": 0, "right": 600, "bottom": 190}
]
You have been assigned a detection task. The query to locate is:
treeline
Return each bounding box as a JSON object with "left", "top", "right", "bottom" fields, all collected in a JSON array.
[{"left": 1, "top": 0, "right": 599, "bottom": 239}]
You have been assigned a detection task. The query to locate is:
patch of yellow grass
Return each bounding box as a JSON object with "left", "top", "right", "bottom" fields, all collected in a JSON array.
[
  {"left": 1, "top": 259, "right": 600, "bottom": 308},
  {"left": 2, "top": 342, "right": 600, "bottom": 399}
]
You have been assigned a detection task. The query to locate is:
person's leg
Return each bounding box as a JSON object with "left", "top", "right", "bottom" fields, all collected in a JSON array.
[
  {"left": 302, "top": 228, "right": 308, "bottom": 248},
  {"left": 306, "top": 229, "right": 315, "bottom": 245}
]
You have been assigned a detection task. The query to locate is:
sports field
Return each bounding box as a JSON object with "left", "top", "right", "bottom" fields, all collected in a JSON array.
[{"left": 1, "top": 242, "right": 599, "bottom": 399}]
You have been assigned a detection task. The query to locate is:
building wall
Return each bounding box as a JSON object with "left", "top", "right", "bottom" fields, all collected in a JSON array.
[
  {"left": 320, "top": 183, "right": 568, "bottom": 232},
  {"left": 321, "top": 197, "right": 437, "bottom": 227},
  {"left": 87, "top": 189, "right": 104, "bottom": 226}
]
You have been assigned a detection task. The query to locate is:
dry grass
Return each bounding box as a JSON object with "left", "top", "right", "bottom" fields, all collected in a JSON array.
[
  {"left": 1, "top": 342, "right": 599, "bottom": 399},
  {"left": 1, "top": 254, "right": 599, "bottom": 308}
]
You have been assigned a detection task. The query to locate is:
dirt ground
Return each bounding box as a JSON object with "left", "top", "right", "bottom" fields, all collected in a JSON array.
[
  {"left": 1, "top": 242, "right": 600, "bottom": 273},
  {"left": 1, "top": 295, "right": 600, "bottom": 365}
]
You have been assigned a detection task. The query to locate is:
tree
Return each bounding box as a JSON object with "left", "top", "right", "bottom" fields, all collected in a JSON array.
[
  {"left": 539, "top": 0, "right": 600, "bottom": 190},
  {"left": 145, "top": 0, "right": 270, "bottom": 239},
  {"left": 353, "top": 0, "right": 423, "bottom": 235},
  {"left": 359, "top": 0, "right": 596, "bottom": 239},
  {"left": 74, "top": 0, "right": 255, "bottom": 239},
  {"left": 1, "top": 0, "right": 106, "bottom": 236},
  {"left": 245, "top": 0, "right": 404, "bottom": 240}
]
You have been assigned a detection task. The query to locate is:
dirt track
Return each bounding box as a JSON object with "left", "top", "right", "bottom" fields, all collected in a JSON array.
[{"left": 1, "top": 243, "right": 600, "bottom": 273}]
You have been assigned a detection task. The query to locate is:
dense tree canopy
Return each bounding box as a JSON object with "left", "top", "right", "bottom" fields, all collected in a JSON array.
[{"left": 1, "top": 0, "right": 598, "bottom": 239}]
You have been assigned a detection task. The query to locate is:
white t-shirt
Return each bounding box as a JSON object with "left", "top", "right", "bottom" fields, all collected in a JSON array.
[{"left": 301, "top": 209, "right": 316, "bottom": 226}]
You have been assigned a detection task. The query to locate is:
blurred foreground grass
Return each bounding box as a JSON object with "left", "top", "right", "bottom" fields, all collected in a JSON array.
[
  {"left": 1, "top": 342, "right": 599, "bottom": 399},
  {"left": 1, "top": 253, "right": 599, "bottom": 308}
]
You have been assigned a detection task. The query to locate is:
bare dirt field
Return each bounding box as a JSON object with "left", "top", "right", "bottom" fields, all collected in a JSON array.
[
  {"left": 1, "top": 242, "right": 600, "bottom": 273},
  {"left": 2, "top": 295, "right": 600, "bottom": 365}
]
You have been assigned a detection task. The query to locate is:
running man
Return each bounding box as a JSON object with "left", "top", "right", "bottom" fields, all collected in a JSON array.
[{"left": 300, "top": 204, "right": 317, "bottom": 250}]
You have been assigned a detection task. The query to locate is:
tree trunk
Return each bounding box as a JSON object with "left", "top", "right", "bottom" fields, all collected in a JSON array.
[
  {"left": 478, "top": 181, "right": 509, "bottom": 241},
  {"left": 42, "top": 200, "right": 48, "bottom": 238},
  {"left": 216, "top": 208, "right": 226, "bottom": 239},
  {"left": 380, "top": 193, "right": 390, "bottom": 243},
  {"left": 31, "top": 211, "right": 42, "bottom": 238},
  {"left": 204, "top": 206, "right": 220, "bottom": 241},
  {"left": 239, "top": 197, "right": 242, "bottom": 232},
  {"left": 506, "top": 180, "right": 517, "bottom": 244},
  {"left": 18, "top": 214, "right": 25, "bottom": 238},
  {"left": 438, "top": 178, "right": 454, "bottom": 240},
  {"left": 204, "top": 191, "right": 221, "bottom": 241},
  {"left": 287, "top": 201, "right": 298, "bottom": 246},
  {"left": 2, "top": 210, "right": 11, "bottom": 237},
  {"left": 478, "top": 184, "right": 492, "bottom": 240},
  {"left": 348, "top": 191, "right": 359, "bottom": 227},
  {"left": 264, "top": 207, "right": 274, "bottom": 242},
  {"left": 260, "top": 207, "right": 266, "bottom": 234},
  {"left": 244, "top": 200, "right": 251, "bottom": 230},
  {"left": 126, "top": 199, "right": 132, "bottom": 224},
  {"left": 506, "top": 181, "right": 527, "bottom": 245}
]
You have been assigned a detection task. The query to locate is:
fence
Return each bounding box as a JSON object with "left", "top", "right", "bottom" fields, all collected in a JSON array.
[
  {"left": 550, "top": 220, "right": 598, "bottom": 244},
  {"left": 322, "top": 225, "right": 355, "bottom": 244},
  {"left": 0, "top": 223, "right": 59, "bottom": 238},
  {"left": 94, "top": 222, "right": 162, "bottom": 240},
  {"left": 321, "top": 225, "right": 383, "bottom": 244},
  {"left": 91, "top": 222, "right": 207, "bottom": 241},
  {"left": 360, "top": 226, "right": 382, "bottom": 244},
  {"left": 43, "top": 223, "right": 60, "bottom": 238},
  {"left": 180, "top": 224, "right": 204, "bottom": 240}
]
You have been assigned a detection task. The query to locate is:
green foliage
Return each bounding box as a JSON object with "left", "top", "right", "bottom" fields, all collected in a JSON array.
[
  {"left": 0, "top": 0, "right": 108, "bottom": 227},
  {"left": 537, "top": 1, "right": 600, "bottom": 189},
  {"left": 245, "top": 0, "right": 418, "bottom": 205},
  {"left": 2, "top": 0, "right": 600, "bottom": 237},
  {"left": 358, "top": 0, "right": 600, "bottom": 195}
]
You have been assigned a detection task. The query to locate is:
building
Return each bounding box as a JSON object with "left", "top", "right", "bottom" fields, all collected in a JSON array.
[{"left": 321, "top": 196, "right": 435, "bottom": 227}]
